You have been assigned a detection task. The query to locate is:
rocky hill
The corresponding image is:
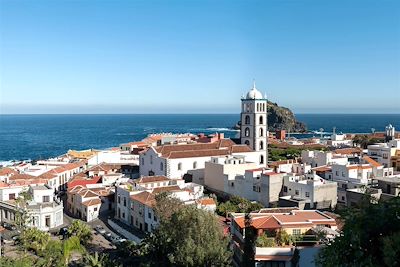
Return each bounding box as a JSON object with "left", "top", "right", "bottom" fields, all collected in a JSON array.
[
  {"left": 267, "top": 100, "right": 307, "bottom": 132},
  {"left": 234, "top": 101, "right": 307, "bottom": 133}
]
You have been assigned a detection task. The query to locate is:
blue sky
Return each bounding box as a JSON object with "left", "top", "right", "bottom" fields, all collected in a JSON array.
[{"left": 0, "top": 0, "right": 399, "bottom": 114}]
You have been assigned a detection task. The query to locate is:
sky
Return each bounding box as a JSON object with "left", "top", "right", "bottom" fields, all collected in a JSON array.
[{"left": 0, "top": 0, "right": 399, "bottom": 114}]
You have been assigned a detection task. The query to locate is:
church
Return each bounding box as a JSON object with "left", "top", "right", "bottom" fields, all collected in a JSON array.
[
  {"left": 240, "top": 81, "right": 268, "bottom": 165},
  {"left": 139, "top": 81, "right": 268, "bottom": 180}
]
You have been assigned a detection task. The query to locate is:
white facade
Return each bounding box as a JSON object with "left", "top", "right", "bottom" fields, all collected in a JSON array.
[
  {"left": 282, "top": 173, "right": 338, "bottom": 209},
  {"left": 88, "top": 150, "right": 138, "bottom": 166},
  {"left": 301, "top": 150, "right": 348, "bottom": 168},
  {"left": 0, "top": 185, "right": 64, "bottom": 231},
  {"left": 367, "top": 139, "right": 400, "bottom": 167},
  {"left": 139, "top": 142, "right": 263, "bottom": 180},
  {"left": 240, "top": 82, "right": 268, "bottom": 165}
]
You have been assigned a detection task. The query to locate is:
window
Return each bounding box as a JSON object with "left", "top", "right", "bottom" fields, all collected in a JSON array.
[
  {"left": 259, "top": 141, "right": 264, "bottom": 150},
  {"left": 260, "top": 155, "right": 264, "bottom": 164},
  {"left": 245, "top": 127, "right": 250, "bottom": 137},
  {"left": 283, "top": 186, "right": 288, "bottom": 193},
  {"left": 193, "top": 161, "right": 197, "bottom": 169},
  {"left": 124, "top": 197, "right": 126, "bottom": 207},
  {"left": 259, "top": 115, "right": 263, "bottom": 125},
  {"left": 295, "top": 190, "right": 299, "bottom": 195},
  {"left": 231, "top": 182, "right": 234, "bottom": 187},
  {"left": 42, "top": 196, "right": 50, "bottom": 203},
  {"left": 305, "top": 192, "right": 310, "bottom": 198},
  {"left": 292, "top": 229, "right": 301, "bottom": 235},
  {"left": 245, "top": 115, "right": 250, "bottom": 125},
  {"left": 118, "top": 195, "right": 121, "bottom": 204},
  {"left": 150, "top": 155, "right": 153, "bottom": 164},
  {"left": 148, "top": 212, "right": 152, "bottom": 219},
  {"left": 94, "top": 207, "right": 98, "bottom": 212},
  {"left": 9, "top": 193, "right": 15, "bottom": 200},
  {"left": 335, "top": 171, "right": 339, "bottom": 176},
  {"left": 259, "top": 128, "right": 264, "bottom": 137},
  {"left": 160, "top": 162, "right": 164, "bottom": 171},
  {"left": 342, "top": 184, "right": 348, "bottom": 189},
  {"left": 178, "top": 163, "right": 182, "bottom": 171},
  {"left": 122, "top": 212, "right": 125, "bottom": 219}
]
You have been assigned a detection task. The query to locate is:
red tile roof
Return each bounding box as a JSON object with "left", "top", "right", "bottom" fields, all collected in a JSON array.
[
  {"left": 363, "top": 156, "right": 382, "bottom": 168},
  {"left": 130, "top": 191, "right": 156, "bottom": 206},
  {"left": 136, "top": 176, "right": 170, "bottom": 184},
  {"left": 0, "top": 168, "right": 18, "bottom": 176}
]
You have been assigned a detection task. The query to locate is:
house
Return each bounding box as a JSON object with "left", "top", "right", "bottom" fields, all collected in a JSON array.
[
  {"left": 139, "top": 139, "right": 263, "bottom": 181},
  {"left": 301, "top": 150, "right": 348, "bottom": 168},
  {"left": 115, "top": 176, "right": 208, "bottom": 233},
  {"left": 367, "top": 139, "right": 400, "bottom": 167},
  {"left": 204, "top": 155, "right": 284, "bottom": 207},
  {"left": 280, "top": 173, "right": 337, "bottom": 209},
  {"left": 67, "top": 184, "right": 114, "bottom": 222},
  {"left": 0, "top": 184, "right": 63, "bottom": 231},
  {"left": 230, "top": 209, "right": 338, "bottom": 267}
]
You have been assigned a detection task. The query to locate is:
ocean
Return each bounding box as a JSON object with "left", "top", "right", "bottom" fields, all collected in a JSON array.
[{"left": 0, "top": 114, "right": 399, "bottom": 162}]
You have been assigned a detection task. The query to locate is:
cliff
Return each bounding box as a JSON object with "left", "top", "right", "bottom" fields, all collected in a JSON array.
[
  {"left": 235, "top": 101, "right": 307, "bottom": 132},
  {"left": 267, "top": 100, "right": 307, "bottom": 132}
]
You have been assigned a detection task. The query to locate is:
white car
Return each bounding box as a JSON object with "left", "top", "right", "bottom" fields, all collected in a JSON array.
[{"left": 94, "top": 225, "right": 106, "bottom": 235}]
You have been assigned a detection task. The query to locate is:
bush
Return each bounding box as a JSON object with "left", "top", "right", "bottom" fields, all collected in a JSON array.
[{"left": 256, "top": 234, "right": 276, "bottom": 247}]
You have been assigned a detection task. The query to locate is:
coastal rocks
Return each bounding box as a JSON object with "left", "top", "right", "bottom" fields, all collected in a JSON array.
[
  {"left": 234, "top": 101, "right": 307, "bottom": 133},
  {"left": 267, "top": 100, "right": 307, "bottom": 132}
]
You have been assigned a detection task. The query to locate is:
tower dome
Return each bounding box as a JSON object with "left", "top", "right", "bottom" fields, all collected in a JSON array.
[{"left": 246, "top": 81, "right": 263, "bottom": 99}]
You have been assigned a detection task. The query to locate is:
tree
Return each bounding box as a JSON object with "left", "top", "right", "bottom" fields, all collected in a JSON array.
[
  {"left": 67, "top": 220, "right": 92, "bottom": 245},
  {"left": 19, "top": 227, "right": 51, "bottom": 254},
  {"left": 62, "top": 236, "right": 85, "bottom": 265},
  {"left": 216, "top": 196, "right": 263, "bottom": 217},
  {"left": 242, "top": 213, "right": 256, "bottom": 267},
  {"left": 316, "top": 196, "right": 400, "bottom": 267},
  {"left": 14, "top": 190, "right": 32, "bottom": 229},
  {"left": 141, "top": 205, "right": 231, "bottom": 266},
  {"left": 81, "top": 252, "right": 113, "bottom": 267},
  {"left": 153, "top": 192, "right": 183, "bottom": 222}
]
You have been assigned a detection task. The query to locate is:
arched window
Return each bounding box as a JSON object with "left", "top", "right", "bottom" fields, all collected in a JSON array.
[
  {"left": 193, "top": 161, "right": 197, "bottom": 169},
  {"left": 150, "top": 155, "right": 153, "bottom": 164},
  {"left": 257, "top": 103, "right": 259, "bottom": 111},
  {"left": 245, "top": 127, "right": 250, "bottom": 137},
  {"left": 160, "top": 162, "right": 163, "bottom": 171},
  {"left": 260, "top": 141, "right": 264, "bottom": 150},
  {"left": 178, "top": 163, "right": 182, "bottom": 171},
  {"left": 260, "top": 155, "right": 264, "bottom": 164},
  {"left": 245, "top": 115, "right": 250, "bottom": 125},
  {"left": 245, "top": 140, "right": 250, "bottom": 146},
  {"left": 259, "top": 115, "right": 263, "bottom": 125},
  {"left": 259, "top": 128, "right": 264, "bottom": 137}
]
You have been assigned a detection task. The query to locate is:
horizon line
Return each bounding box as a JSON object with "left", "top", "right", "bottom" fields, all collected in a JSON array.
[{"left": 1, "top": 113, "right": 400, "bottom": 116}]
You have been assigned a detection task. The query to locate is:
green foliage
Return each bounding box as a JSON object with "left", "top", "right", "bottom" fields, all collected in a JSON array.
[
  {"left": 216, "top": 196, "right": 263, "bottom": 216},
  {"left": 153, "top": 192, "right": 184, "bottom": 222},
  {"left": 19, "top": 227, "right": 51, "bottom": 254},
  {"left": 316, "top": 196, "right": 400, "bottom": 267},
  {"left": 276, "top": 230, "right": 293, "bottom": 246},
  {"left": 141, "top": 205, "right": 232, "bottom": 266},
  {"left": 81, "top": 251, "right": 114, "bottom": 267},
  {"left": 0, "top": 256, "right": 35, "bottom": 267},
  {"left": 255, "top": 234, "right": 276, "bottom": 247},
  {"left": 67, "top": 220, "right": 93, "bottom": 245}
]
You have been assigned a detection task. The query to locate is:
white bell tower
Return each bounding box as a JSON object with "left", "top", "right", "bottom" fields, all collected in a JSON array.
[{"left": 240, "top": 81, "right": 268, "bottom": 166}]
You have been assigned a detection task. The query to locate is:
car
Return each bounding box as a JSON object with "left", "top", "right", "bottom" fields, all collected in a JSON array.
[
  {"left": 103, "top": 231, "right": 112, "bottom": 239},
  {"left": 2, "top": 222, "right": 16, "bottom": 231},
  {"left": 110, "top": 234, "right": 124, "bottom": 244},
  {"left": 94, "top": 225, "right": 106, "bottom": 235},
  {"left": 116, "top": 236, "right": 127, "bottom": 243}
]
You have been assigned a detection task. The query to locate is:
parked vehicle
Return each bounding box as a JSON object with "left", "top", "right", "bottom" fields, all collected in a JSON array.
[
  {"left": 2, "top": 222, "right": 16, "bottom": 231},
  {"left": 94, "top": 225, "right": 106, "bottom": 235},
  {"left": 110, "top": 234, "right": 126, "bottom": 244},
  {"left": 103, "top": 232, "right": 112, "bottom": 240}
]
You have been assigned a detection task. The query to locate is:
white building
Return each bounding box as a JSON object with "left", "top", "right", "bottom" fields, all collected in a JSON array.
[
  {"left": 281, "top": 173, "right": 338, "bottom": 209},
  {"left": 0, "top": 184, "right": 64, "bottom": 231},
  {"left": 240, "top": 81, "right": 268, "bottom": 165},
  {"left": 88, "top": 150, "right": 139, "bottom": 166},
  {"left": 139, "top": 139, "right": 262, "bottom": 181},
  {"left": 301, "top": 150, "right": 348, "bottom": 168},
  {"left": 327, "top": 134, "right": 353, "bottom": 147},
  {"left": 204, "top": 155, "right": 284, "bottom": 207},
  {"left": 367, "top": 139, "right": 400, "bottom": 167}
]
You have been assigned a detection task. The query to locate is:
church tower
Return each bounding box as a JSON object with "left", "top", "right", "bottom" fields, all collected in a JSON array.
[{"left": 240, "top": 81, "right": 268, "bottom": 166}]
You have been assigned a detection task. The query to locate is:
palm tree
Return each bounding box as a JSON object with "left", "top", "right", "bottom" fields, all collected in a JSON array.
[
  {"left": 62, "top": 236, "right": 85, "bottom": 265},
  {"left": 82, "top": 252, "right": 110, "bottom": 267},
  {"left": 67, "top": 220, "right": 92, "bottom": 245}
]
